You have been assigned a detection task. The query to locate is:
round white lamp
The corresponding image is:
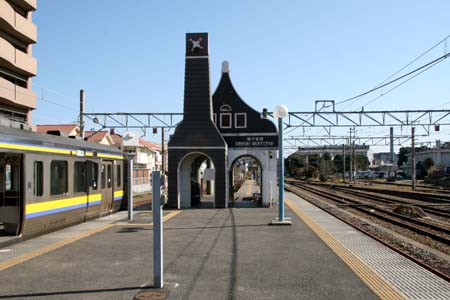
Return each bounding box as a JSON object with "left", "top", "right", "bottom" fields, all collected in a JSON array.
[{"left": 273, "top": 104, "right": 288, "bottom": 119}]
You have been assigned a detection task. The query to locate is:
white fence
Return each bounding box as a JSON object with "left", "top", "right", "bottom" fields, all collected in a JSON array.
[{"left": 133, "top": 177, "right": 151, "bottom": 194}]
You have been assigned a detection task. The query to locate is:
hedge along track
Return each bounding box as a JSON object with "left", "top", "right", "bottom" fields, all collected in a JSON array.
[
  {"left": 285, "top": 181, "right": 450, "bottom": 282},
  {"left": 288, "top": 181, "right": 450, "bottom": 247}
]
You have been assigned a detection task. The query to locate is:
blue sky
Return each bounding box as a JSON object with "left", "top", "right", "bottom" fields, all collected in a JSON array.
[{"left": 32, "top": 1, "right": 450, "bottom": 151}]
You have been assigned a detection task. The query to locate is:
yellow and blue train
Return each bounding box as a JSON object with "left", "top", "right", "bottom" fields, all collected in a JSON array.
[{"left": 0, "top": 126, "right": 127, "bottom": 239}]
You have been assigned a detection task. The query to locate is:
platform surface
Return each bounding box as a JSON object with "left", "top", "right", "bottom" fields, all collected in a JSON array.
[
  {"left": 286, "top": 191, "right": 450, "bottom": 300},
  {"left": 0, "top": 205, "right": 377, "bottom": 300}
]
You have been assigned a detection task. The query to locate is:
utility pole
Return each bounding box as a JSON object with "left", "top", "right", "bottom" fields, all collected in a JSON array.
[
  {"left": 343, "top": 144, "right": 346, "bottom": 183},
  {"left": 411, "top": 127, "right": 416, "bottom": 191},
  {"left": 390, "top": 127, "right": 394, "bottom": 163},
  {"left": 161, "top": 128, "right": 165, "bottom": 174},
  {"left": 349, "top": 128, "right": 353, "bottom": 182},
  {"left": 352, "top": 140, "right": 355, "bottom": 181},
  {"left": 79, "top": 89, "right": 85, "bottom": 139}
]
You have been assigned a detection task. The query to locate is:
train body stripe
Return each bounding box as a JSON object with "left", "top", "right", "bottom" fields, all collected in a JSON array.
[
  {"left": 26, "top": 194, "right": 102, "bottom": 215},
  {"left": 26, "top": 201, "right": 101, "bottom": 219},
  {"left": 114, "top": 190, "right": 124, "bottom": 197},
  {"left": 0, "top": 142, "right": 123, "bottom": 159},
  {"left": 97, "top": 153, "right": 124, "bottom": 159},
  {"left": 0, "top": 142, "right": 72, "bottom": 155},
  {"left": 25, "top": 192, "right": 125, "bottom": 218},
  {"left": 113, "top": 190, "right": 124, "bottom": 201}
]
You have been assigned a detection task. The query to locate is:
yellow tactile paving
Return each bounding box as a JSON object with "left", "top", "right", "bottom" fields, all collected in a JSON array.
[
  {"left": 114, "top": 210, "right": 182, "bottom": 226},
  {"left": 285, "top": 198, "right": 406, "bottom": 300},
  {"left": 0, "top": 210, "right": 182, "bottom": 272}
]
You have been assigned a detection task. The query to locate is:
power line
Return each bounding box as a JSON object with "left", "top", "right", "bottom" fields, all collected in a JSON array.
[
  {"left": 336, "top": 34, "right": 450, "bottom": 109},
  {"left": 359, "top": 58, "right": 443, "bottom": 108},
  {"left": 336, "top": 51, "right": 450, "bottom": 106}
]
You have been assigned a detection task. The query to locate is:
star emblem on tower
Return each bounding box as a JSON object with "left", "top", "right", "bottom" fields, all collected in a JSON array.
[{"left": 189, "top": 37, "right": 204, "bottom": 52}]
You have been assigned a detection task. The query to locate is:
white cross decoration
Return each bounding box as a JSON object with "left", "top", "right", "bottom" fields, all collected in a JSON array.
[{"left": 189, "top": 37, "right": 204, "bottom": 52}]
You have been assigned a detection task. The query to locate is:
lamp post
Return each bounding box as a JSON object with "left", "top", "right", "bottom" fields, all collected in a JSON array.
[{"left": 271, "top": 104, "right": 291, "bottom": 225}]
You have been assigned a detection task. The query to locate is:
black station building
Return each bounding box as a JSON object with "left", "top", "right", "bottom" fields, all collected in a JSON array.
[{"left": 168, "top": 33, "right": 278, "bottom": 209}]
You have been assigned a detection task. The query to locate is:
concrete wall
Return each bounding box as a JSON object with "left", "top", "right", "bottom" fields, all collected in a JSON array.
[
  {"left": 228, "top": 148, "right": 277, "bottom": 207},
  {"left": 0, "top": 0, "right": 37, "bottom": 43}
]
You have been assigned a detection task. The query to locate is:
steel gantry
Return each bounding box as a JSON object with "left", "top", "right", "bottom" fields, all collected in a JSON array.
[
  {"left": 283, "top": 135, "right": 428, "bottom": 149},
  {"left": 82, "top": 108, "right": 450, "bottom": 138},
  {"left": 279, "top": 110, "right": 450, "bottom": 136},
  {"left": 82, "top": 112, "right": 184, "bottom": 136}
]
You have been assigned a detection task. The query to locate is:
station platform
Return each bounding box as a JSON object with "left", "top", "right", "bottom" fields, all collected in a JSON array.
[
  {"left": 233, "top": 179, "right": 260, "bottom": 208},
  {"left": 0, "top": 192, "right": 447, "bottom": 299},
  {"left": 234, "top": 180, "right": 260, "bottom": 200}
]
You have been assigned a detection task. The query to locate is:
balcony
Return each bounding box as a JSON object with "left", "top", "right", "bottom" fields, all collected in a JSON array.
[
  {"left": 0, "top": 77, "right": 36, "bottom": 109},
  {"left": 9, "top": 0, "right": 37, "bottom": 11},
  {"left": 0, "top": 0, "right": 37, "bottom": 44},
  {"left": 0, "top": 35, "right": 36, "bottom": 76}
]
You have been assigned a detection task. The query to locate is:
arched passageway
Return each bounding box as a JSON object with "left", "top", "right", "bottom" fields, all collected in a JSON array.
[
  {"left": 230, "top": 155, "right": 263, "bottom": 207},
  {"left": 177, "top": 152, "right": 216, "bottom": 208}
]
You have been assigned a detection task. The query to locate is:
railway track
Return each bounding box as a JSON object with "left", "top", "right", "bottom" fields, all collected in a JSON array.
[
  {"left": 359, "top": 179, "right": 450, "bottom": 193},
  {"left": 296, "top": 180, "right": 450, "bottom": 204},
  {"left": 328, "top": 186, "right": 450, "bottom": 220},
  {"left": 288, "top": 181, "right": 450, "bottom": 247},
  {"left": 285, "top": 180, "right": 450, "bottom": 282}
]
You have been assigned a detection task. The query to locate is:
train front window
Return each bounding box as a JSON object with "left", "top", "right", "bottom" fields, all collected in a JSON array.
[
  {"left": 33, "top": 161, "right": 43, "bottom": 197},
  {"left": 74, "top": 162, "right": 86, "bottom": 193},
  {"left": 51, "top": 161, "right": 68, "bottom": 196}
]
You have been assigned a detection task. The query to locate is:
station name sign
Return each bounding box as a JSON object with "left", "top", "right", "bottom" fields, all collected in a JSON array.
[{"left": 224, "top": 135, "right": 278, "bottom": 148}]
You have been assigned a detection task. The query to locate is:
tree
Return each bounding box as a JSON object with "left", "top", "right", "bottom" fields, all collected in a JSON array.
[
  {"left": 416, "top": 161, "right": 426, "bottom": 179},
  {"left": 334, "top": 154, "right": 351, "bottom": 173},
  {"left": 304, "top": 166, "right": 319, "bottom": 179},
  {"left": 423, "top": 158, "right": 435, "bottom": 175},
  {"left": 355, "top": 154, "right": 369, "bottom": 170},
  {"left": 397, "top": 147, "right": 411, "bottom": 168},
  {"left": 319, "top": 159, "right": 335, "bottom": 180},
  {"left": 308, "top": 154, "right": 321, "bottom": 168},
  {"left": 285, "top": 155, "right": 305, "bottom": 176},
  {"left": 323, "top": 152, "right": 332, "bottom": 161}
]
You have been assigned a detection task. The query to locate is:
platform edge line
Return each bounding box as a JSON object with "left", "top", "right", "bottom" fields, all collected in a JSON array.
[
  {"left": 285, "top": 197, "right": 406, "bottom": 300},
  {"left": 0, "top": 211, "right": 182, "bottom": 272},
  {"left": 0, "top": 223, "right": 114, "bottom": 272}
]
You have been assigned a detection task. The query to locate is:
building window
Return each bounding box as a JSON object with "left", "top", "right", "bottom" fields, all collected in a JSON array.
[
  {"left": 74, "top": 162, "right": 87, "bottom": 193},
  {"left": 33, "top": 161, "right": 43, "bottom": 197},
  {"left": 51, "top": 161, "right": 68, "bottom": 196},
  {"left": 219, "top": 104, "right": 232, "bottom": 111},
  {"left": 117, "top": 164, "right": 121, "bottom": 187},
  {"left": 235, "top": 113, "right": 247, "bottom": 128},
  {"left": 220, "top": 113, "right": 232, "bottom": 128}
]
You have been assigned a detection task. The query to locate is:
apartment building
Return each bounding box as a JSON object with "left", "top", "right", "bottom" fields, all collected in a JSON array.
[{"left": 0, "top": 0, "right": 37, "bottom": 128}]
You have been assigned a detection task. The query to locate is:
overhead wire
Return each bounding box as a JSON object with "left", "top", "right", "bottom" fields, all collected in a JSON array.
[{"left": 336, "top": 51, "right": 450, "bottom": 107}]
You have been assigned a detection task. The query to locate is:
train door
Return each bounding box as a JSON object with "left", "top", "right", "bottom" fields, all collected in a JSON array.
[
  {"left": 85, "top": 161, "right": 99, "bottom": 220},
  {"left": 100, "top": 161, "right": 113, "bottom": 215},
  {"left": 0, "top": 153, "right": 22, "bottom": 236}
]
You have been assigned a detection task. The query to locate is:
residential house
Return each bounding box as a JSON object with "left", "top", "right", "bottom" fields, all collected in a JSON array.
[
  {"left": 84, "top": 131, "right": 115, "bottom": 146},
  {"left": 36, "top": 124, "right": 80, "bottom": 137}
]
